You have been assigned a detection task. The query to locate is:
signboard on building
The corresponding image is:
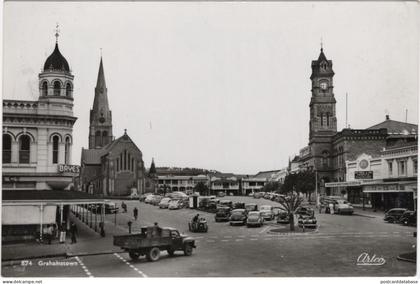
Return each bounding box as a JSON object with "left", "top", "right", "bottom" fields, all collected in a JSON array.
[
  {"left": 325, "top": 181, "right": 361, "bottom": 188},
  {"left": 355, "top": 171, "right": 373, "bottom": 179},
  {"left": 363, "top": 184, "right": 414, "bottom": 193},
  {"left": 58, "top": 164, "right": 80, "bottom": 174}
]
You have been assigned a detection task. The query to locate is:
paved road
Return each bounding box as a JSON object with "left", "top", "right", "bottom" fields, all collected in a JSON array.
[{"left": 2, "top": 196, "right": 416, "bottom": 277}]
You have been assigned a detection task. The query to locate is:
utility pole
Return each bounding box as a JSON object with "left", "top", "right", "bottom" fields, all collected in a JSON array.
[{"left": 315, "top": 170, "right": 319, "bottom": 208}]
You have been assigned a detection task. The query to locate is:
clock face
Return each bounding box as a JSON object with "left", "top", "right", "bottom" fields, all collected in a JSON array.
[
  {"left": 320, "top": 82, "right": 328, "bottom": 90},
  {"left": 359, "top": 159, "right": 369, "bottom": 169},
  {"left": 99, "top": 117, "right": 105, "bottom": 123}
]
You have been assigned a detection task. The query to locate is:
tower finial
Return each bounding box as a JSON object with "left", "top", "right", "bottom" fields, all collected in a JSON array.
[
  {"left": 55, "top": 23, "right": 60, "bottom": 43},
  {"left": 320, "top": 37, "right": 323, "bottom": 51},
  {"left": 100, "top": 48, "right": 102, "bottom": 57},
  {"left": 124, "top": 129, "right": 127, "bottom": 135}
]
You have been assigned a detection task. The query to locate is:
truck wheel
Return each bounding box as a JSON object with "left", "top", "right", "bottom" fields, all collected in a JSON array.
[
  {"left": 183, "top": 244, "right": 193, "bottom": 256},
  {"left": 129, "top": 251, "right": 140, "bottom": 260},
  {"left": 167, "top": 248, "right": 175, "bottom": 257},
  {"left": 146, "top": 247, "right": 160, "bottom": 262}
]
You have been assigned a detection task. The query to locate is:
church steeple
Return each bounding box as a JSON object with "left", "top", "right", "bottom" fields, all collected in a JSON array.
[{"left": 88, "top": 56, "right": 113, "bottom": 149}]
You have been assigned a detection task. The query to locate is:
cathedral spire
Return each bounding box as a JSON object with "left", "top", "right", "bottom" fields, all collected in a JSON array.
[{"left": 89, "top": 56, "right": 113, "bottom": 149}]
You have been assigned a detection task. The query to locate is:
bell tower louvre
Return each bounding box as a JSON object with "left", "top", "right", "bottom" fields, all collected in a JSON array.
[{"left": 88, "top": 57, "right": 113, "bottom": 149}]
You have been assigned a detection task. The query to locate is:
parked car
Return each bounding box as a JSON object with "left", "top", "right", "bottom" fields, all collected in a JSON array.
[
  {"left": 159, "top": 197, "right": 172, "bottom": 209},
  {"left": 215, "top": 207, "right": 231, "bottom": 222},
  {"left": 384, "top": 208, "right": 408, "bottom": 223},
  {"left": 139, "top": 193, "right": 153, "bottom": 202},
  {"left": 272, "top": 206, "right": 283, "bottom": 217},
  {"left": 277, "top": 210, "right": 290, "bottom": 224},
  {"left": 168, "top": 199, "right": 183, "bottom": 210},
  {"left": 298, "top": 215, "right": 317, "bottom": 228},
  {"left": 219, "top": 200, "right": 233, "bottom": 209},
  {"left": 233, "top": 202, "right": 245, "bottom": 209},
  {"left": 245, "top": 203, "right": 258, "bottom": 214},
  {"left": 333, "top": 200, "right": 354, "bottom": 215},
  {"left": 260, "top": 209, "right": 274, "bottom": 221},
  {"left": 92, "top": 203, "right": 119, "bottom": 214},
  {"left": 150, "top": 195, "right": 164, "bottom": 206},
  {"left": 253, "top": 192, "right": 264, "bottom": 199},
  {"left": 295, "top": 206, "right": 313, "bottom": 216},
  {"left": 217, "top": 192, "right": 226, "bottom": 197},
  {"left": 144, "top": 194, "right": 155, "bottom": 204},
  {"left": 188, "top": 217, "right": 208, "bottom": 233},
  {"left": 246, "top": 211, "right": 264, "bottom": 227},
  {"left": 399, "top": 210, "right": 417, "bottom": 226},
  {"left": 229, "top": 209, "right": 247, "bottom": 226}
]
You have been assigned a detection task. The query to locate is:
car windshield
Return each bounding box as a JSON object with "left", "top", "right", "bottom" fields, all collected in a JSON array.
[
  {"left": 232, "top": 210, "right": 245, "bottom": 215},
  {"left": 248, "top": 212, "right": 260, "bottom": 217},
  {"left": 169, "top": 200, "right": 179, "bottom": 204},
  {"left": 245, "top": 205, "right": 256, "bottom": 209},
  {"left": 260, "top": 206, "right": 272, "bottom": 210},
  {"left": 161, "top": 198, "right": 171, "bottom": 203}
]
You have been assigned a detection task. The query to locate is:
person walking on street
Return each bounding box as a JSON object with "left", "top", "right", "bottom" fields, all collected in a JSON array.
[
  {"left": 122, "top": 201, "right": 127, "bottom": 213},
  {"left": 59, "top": 223, "right": 66, "bottom": 243},
  {"left": 133, "top": 207, "right": 138, "bottom": 220},
  {"left": 70, "top": 222, "right": 78, "bottom": 244},
  {"left": 45, "top": 225, "right": 53, "bottom": 245},
  {"left": 329, "top": 202, "right": 334, "bottom": 215}
]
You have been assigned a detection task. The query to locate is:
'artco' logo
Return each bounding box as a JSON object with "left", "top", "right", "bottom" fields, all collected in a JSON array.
[{"left": 356, "top": 252, "right": 386, "bottom": 266}]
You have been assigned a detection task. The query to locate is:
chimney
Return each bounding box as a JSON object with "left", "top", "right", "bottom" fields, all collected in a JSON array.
[{"left": 386, "top": 115, "right": 390, "bottom": 120}]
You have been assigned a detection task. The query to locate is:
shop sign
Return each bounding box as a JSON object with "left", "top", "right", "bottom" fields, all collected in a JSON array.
[
  {"left": 58, "top": 164, "right": 80, "bottom": 174},
  {"left": 325, "top": 181, "right": 361, "bottom": 188},
  {"left": 355, "top": 171, "right": 373, "bottom": 179},
  {"left": 363, "top": 184, "right": 413, "bottom": 193}
]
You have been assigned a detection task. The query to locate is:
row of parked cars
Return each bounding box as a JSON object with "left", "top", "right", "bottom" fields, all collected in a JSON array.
[
  {"left": 140, "top": 192, "right": 189, "bottom": 210},
  {"left": 384, "top": 208, "right": 417, "bottom": 226}
]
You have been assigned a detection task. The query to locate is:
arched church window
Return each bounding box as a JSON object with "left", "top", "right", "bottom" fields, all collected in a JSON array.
[
  {"left": 19, "top": 135, "right": 31, "bottom": 164},
  {"left": 42, "top": 81, "right": 48, "bottom": 96},
  {"left": 3, "top": 134, "right": 12, "bottom": 163},
  {"left": 102, "top": 131, "right": 108, "bottom": 145},
  {"left": 53, "top": 81, "right": 61, "bottom": 96},
  {"left": 66, "top": 83, "right": 72, "bottom": 97},
  {"left": 52, "top": 135, "right": 59, "bottom": 164},
  {"left": 320, "top": 113, "right": 324, "bottom": 126},
  {"left": 326, "top": 113, "right": 330, "bottom": 126},
  {"left": 95, "top": 131, "right": 101, "bottom": 148},
  {"left": 65, "top": 137, "right": 71, "bottom": 164}
]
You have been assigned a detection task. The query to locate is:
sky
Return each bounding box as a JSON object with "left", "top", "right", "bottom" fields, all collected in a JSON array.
[{"left": 3, "top": 2, "right": 419, "bottom": 174}]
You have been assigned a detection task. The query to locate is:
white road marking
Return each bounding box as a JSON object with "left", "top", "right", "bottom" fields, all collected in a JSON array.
[
  {"left": 223, "top": 236, "right": 232, "bottom": 238},
  {"left": 74, "top": 256, "right": 93, "bottom": 278},
  {"left": 113, "top": 253, "right": 148, "bottom": 278},
  {"left": 207, "top": 240, "right": 215, "bottom": 243},
  {"left": 250, "top": 238, "right": 258, "bottom": 241},
  {"left": 259, "top": 226, "right": 271, "bottom": 234},
  {"left": 235, "top": 239, "right": 244, "bottom": 242},
  {"left": 221, "top": 239, "right": 229, "bottom": 242}
]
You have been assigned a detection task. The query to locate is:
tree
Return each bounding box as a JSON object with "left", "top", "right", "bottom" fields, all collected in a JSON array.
[
  {"left": 262, "top": 181, "right": 283, "bottom": 193},
  {"left": 283, "top": 170, "right": 316, "bottom": 199},
  {"left": 194, "top": 182, "right": 209, "bottom": 196},
  {"left": 277, "top": 194, "right": 304, "bottom": 231}
]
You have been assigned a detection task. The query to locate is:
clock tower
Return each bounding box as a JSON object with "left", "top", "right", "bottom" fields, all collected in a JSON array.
[
  {"left": 88, "top": 57, "right": 113, "bottom": 149},
  {"left": 308, "top": 47, "right": 337, "bottom": 185},
  {"left": 309, "top": 47, "right": 337, "bottom": 139}
]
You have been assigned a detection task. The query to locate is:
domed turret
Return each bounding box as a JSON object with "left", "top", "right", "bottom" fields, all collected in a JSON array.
[{"left": 43, "top": 43, "right": 70, "bottom": 72}]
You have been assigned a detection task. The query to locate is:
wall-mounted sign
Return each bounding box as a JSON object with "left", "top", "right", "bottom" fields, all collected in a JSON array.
[
  {"left": 58, "top": 164, "right": 80, "bottom": 174},
  {"left": 355, "top": 171, "right": 373, "bottom": 179},
  {"left": 359, "top": 159, "right": 369, "bottom": 169},
  {"left": 363, "top": 184, "right": 413, "bottom": 193}
]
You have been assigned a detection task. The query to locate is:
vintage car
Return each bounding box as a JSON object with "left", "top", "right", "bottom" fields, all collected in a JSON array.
[
  {"left": 399, "top": 210, "right": 417, "bottom": 226},
  {"left": 144, "top": 194, "right": 156, "bottom": 204},
  {"left": 253, "top": 192, "right": 265, "bottom": 199},
  {"left": 298, "top": 215, "right": 317, "bottom": 228},
  {"left": 333, "top": 200, "right": 354, "bottom": 215},
  {"left": 245, "top": 203, "right": 258, "bottom": 214},
  {"left": 219, "top": 200, "right": 233, "bottom": 208},
  {"left": 277, "top": 210, "right": 290, "bottom": 224},
  {"left": 233, "top": 202, "right": 245, "bottom": 209},
  {"left": 114, "top": 226, "right": 196, "bottom": 261},
  {"left": 272, "top": 206, "right": 283, "bottom": 217},
  {"left": 159, "top": 197, "right": 172, "bottom": 209},
  {"left": 229, "top": 209, "right": 247, "bottom": 226},
  {"left": 91, "top": 202, "right": 119, "bottom": 214},
  {"left": 217, "top": 192, "right": 226, "bottom": 197},
  {"left": 150, "top": 195, "right": 164, "bottom": 206},
  {"left": 168, "top": 199, "right": 183, "bottom": 210},
  {"left": 246, "top": 211, "right": 264, "bottom": 227},
  {"left": 215, "top": 207, "right": 231, "bottom": 222},
  {"left": 295, "top": 206, "right": 313, "bottom": 216},
  {"left": 260, "top": 205, "right": 274, "bottom": 221},
  {"left": 384, "top": 208, "right": 408, "bottom": 223}
]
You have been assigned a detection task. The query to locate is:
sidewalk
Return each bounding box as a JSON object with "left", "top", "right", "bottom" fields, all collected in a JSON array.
[
  {"left": 353, "top": 207, "right": 385, "bottom": 219},
  {"left": 2, "top": 213, "right": 126, "bottom": 262}
]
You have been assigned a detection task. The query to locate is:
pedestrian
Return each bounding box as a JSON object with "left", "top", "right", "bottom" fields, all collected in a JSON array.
[
  {"left": 128, "top": 220, "right": 132, "bottom": 234},
  {"left": 70, "top": 222, "right": 78, "bottom": 244},
  {"left": 59, "top": 223, "right": 66, "bottom": 243},
  {"left": 318, "top": 203, "right": 323, "bottom": 214},
  {"left": 122, "top": 201, "right": 127, "bottom": 213},
  {"left": 329, "top": 202, "right": 334, "bottom": 215},
  {"left": 133, "top": 207, "right": 138, "bottom": 220}
]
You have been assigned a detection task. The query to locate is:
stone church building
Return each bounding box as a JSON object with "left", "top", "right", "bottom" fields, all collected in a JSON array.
[{"left": 79, "top": 59, "right": 148, "bottom": 196}]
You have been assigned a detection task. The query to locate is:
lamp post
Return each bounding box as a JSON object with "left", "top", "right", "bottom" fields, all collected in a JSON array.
[{"left": 315, "top": 170, "right": 319, "bottom": 208}]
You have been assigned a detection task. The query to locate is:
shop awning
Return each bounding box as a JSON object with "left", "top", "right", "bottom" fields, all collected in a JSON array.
[
  {"left": 2, "top": 190, "right": 106, "bottom": 206},
  {"left": 325, "top": 181, "right": 362, "bottom": 188}
]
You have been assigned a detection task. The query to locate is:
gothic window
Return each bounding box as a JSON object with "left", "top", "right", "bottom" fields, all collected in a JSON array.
[
  {"left": 42, "top": 81, "right": 48, "bottom": 96},
  {"left": 120, "top": 153, "right": 123, "bottom": 171},
  {"left": 102, "top": 131, "right": 108, "bottom": 145},
  {"left": 53, "top": 81, "right": 61, "bottom": 96},
  {"left": 124, "top": 150, "right": 127, "bottom": 170},
  {"left": 3, "top": 134, "right": 12, "bottom": 163},
  {"left": 66, "top": 83, "right": 72, "bottom": 97},
  {"left": 398, "top": 160, "right": 407, "bottom": 176},
  {"left": 64, "top": 137, "right": 71, "bottom": 164},
  {"left": 116, "top": 157, "right": 119, "bottom": 172},
  {"left": 320, "top": 113, "right": 324, "bottom": 126},
  {"left": 127, "top": 153, "right": 131, "bottom": 171},
  {"left": 388, "top": 161, "right": 393, "bottom": 176},
  {"left": 95, "top": 131, "right": 101, "bottom": 148},
  {"left": 19, "top": 135, "right": 30, "bottom": 164},
  {"left": 52, "top": 135, "right": 59, "bottom": 164},
  {"left": 326, "top": 113, "right": 330, "bottom": 126},
  {"left": 413, "top": 159, "right": 418, "bottom": 175}
]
